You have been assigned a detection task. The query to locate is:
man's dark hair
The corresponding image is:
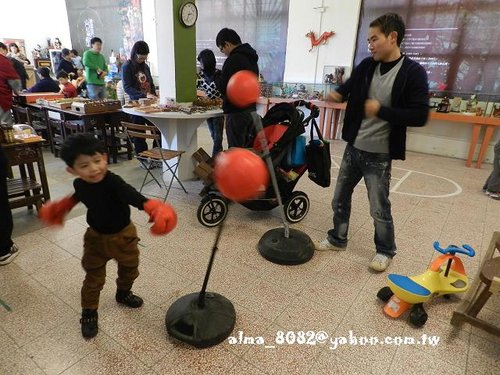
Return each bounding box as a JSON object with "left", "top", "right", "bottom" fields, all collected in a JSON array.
[
  {"left": 0, "top": 42, "right": 7, "bottom": 51},
  {"left": 90, "top": 37, "right": 102, "bottom": 46},
  {"left": 369, "top": 13, "right": 406, "bottom": 47},
  {"left": 130, "top": 40, "right": 150, "bottom": 60},
  {"left": 37, "top": 67, "right": 51, "bottom": 78},
  {"left": 61, "top": 48, "right": 71, "bottom": 57},
  {"left": 56, "top": 71, "right": 69, "bottom": 79},
  {"left": 197, "top": 49, "right": 216, "bottom": 76},
  {"left": 70, "top": 49, "right": 79, "bottom": 56},
  {"left": 61, "top": 134, "right": 106, "bottom": 167},
  {"left": 215, "top": 28, "right": 242, "bottom": 49}
]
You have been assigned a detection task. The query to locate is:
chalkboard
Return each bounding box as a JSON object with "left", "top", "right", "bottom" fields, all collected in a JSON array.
[{"left": 65, "top": 0, "right": 144, "bottom": 60}]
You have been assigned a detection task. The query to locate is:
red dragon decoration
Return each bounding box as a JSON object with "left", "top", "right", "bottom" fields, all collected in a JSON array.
[{"left": 306, "top": 31, "right": 335, "bottom": 52}]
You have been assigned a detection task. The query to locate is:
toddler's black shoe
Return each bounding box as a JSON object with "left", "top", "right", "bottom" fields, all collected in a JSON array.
[
  {"left": 116, "top": 289, "right": 144, "bottom": 308},
  {"left": 80, "top": 309, "right": 98, "bottom": 339}
]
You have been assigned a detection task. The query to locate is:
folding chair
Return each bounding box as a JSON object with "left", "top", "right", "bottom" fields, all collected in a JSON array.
[{"left": 122, "top": 121, "right": 187, "bottom": 201}]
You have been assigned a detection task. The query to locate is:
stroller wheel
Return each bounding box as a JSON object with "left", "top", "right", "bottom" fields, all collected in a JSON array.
[
  {"left": 197, "top": 195, "right": 228, "bottom": 227},
  {"left": 284, "top": 191, "right": 310, "bottom": 223}
]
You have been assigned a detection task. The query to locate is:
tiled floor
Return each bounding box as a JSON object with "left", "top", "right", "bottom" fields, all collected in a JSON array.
[{"left": 1, "top": 125, "right": 499, "bottom": 374}]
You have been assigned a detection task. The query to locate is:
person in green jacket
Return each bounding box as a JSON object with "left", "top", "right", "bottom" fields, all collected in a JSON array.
[{"left": 82, "top": 37, "right": 108, "bottom": 99}]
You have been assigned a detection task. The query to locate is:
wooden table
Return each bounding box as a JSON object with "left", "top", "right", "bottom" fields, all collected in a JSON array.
[
  {"left": 478, "top": 116, "right": 500, "bottom": 169},
  {"left": 27, "top": 103, "right": 127, "bottom": 163},
  {"left": 2, "top": 140, "right": 50, "bottom": 211},
  {"left": 429, "top": 112, "right": 500, "bottom": 168}
]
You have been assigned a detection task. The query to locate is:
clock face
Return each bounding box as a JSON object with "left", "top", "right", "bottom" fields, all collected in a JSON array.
[{"left": 180, "top": 2, "right": 198, "bottom": 27}]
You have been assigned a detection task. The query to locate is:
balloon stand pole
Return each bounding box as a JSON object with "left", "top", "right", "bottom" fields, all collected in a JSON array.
[
  {"left": 165, "top": 223, "right": 236, "bottom": 348},
  {"left": 251, "top": 112, "right": 314, "bottom": 265}
]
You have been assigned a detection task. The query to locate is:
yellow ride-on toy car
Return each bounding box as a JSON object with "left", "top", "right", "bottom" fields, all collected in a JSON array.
[{"left": 377, "top": 242, "right": 476, "bottom": 327}]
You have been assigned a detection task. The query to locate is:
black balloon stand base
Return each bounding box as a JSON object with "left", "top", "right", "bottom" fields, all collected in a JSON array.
[
  {"left": 165, "top": 292, "right": 236, "bottom": 349},
  {"left": 258, "top": 227, "right": 315, "bottom": 265}
]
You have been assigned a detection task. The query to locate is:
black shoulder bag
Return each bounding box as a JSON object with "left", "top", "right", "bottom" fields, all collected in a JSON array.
[{"left": 305, "top": 118, "right": 331, "bottom": 187}]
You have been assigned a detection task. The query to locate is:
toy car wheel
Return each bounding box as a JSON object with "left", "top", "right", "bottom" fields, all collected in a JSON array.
[
  {"left": 442, "top": 294, "right": 451, "bottom": 300},
  {"left": 197, "top": 195, "right": 228, "bottom": 227},
  {"left": 376, "top": 286, "right": 394, "bottom": 302},
  {"left": 409, "top": 303, "right": 428, "bottom": 327},
  {"left": 284, "top": 191, "right": 309, "bottom": 223}
]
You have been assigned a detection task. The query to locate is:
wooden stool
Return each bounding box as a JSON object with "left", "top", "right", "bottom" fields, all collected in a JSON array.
[{"left": 451, "top": 232, "right": 500, "bottom": 336}]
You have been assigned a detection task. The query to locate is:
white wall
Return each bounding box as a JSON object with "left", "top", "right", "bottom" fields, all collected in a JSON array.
[
  {"left": 141, "top": 0, "right": 159, "bottom": 77},
  {"left": 0, "top": 0, "right": 71, "bottom": 58},
  {"left": 284, "top": 0, "right": 362, "bottom": 83}
]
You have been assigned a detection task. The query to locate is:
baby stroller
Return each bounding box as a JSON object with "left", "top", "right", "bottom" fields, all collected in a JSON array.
[{"left": 196, "top": 100, "right": 320, "bottom": 227}]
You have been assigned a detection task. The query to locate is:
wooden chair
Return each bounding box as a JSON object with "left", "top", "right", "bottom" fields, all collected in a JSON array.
[
  {"left": 122, "top": 122, "right": 187, "bottom": 201},
  {"left": 106, "top": 121, "right": 133, "bottom": 162},
  {"left": 451, "top": 231, "right": 500, "bottom": 336},
  {"left": 63, "top": 120, "right": 85, "bottom": 138},
  {"left": 47, "top": 119, "right": 64, "bottom": 157}
]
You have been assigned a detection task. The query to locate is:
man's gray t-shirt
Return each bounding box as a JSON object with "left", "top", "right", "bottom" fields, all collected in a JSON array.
[{"left": 354, "top": 57, "right": 405, "bottom": 154}]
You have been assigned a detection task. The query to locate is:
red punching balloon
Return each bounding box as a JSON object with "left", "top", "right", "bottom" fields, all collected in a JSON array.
[
  {"left": 214, "top": 148, "right": 269, "bottom": 202},
  {"left": 226, "top": 70, "right": 260, "bottom": 108}
]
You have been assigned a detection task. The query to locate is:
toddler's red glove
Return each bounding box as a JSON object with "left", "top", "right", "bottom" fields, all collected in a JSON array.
[
  {"left": 143, "top": 199, "right": 177, "bottom": 235},
  {"left": 39, "top": 196, "right": 78, "bottom": 226}
]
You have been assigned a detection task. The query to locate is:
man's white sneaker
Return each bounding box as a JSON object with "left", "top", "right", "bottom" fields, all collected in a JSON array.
[
  {"left": 369, "top": 253, "right": 391, "bottom": 272},
  {"left": 315, "top": 238, "right": 347, "bottom": 251}
]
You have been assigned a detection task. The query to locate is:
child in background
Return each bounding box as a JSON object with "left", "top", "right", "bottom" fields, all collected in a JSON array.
[
  {"left": 71, "top": 49, "right": 83, "bottom": 69},
  {"left": 57, "top": 71, "right": 77, "bottom": 98},
  {"left": 39, "top": 134, "right": 177, "bottom": 339},
  {"left": 72, "top": 69, "right": 86, "bottom": 96}
]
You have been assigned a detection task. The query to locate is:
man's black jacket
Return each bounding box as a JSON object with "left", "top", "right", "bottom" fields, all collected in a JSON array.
[
  {"left": 216, "top": 43, "right": 259, "bottom": 114},
  {"left": 337, "top": 56, "right": 429, "bottom": 160}
]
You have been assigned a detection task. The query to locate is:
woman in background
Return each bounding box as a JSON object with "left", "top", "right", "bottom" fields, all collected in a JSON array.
[
  {"left": 7, "top": 43, "right": 30, "bottom": 66},
  {"left": 121, "top": 41, "right": 158, "bottom": 157},
  {"left": 196, "top": 49, "right": 224, "bottom": 157}
]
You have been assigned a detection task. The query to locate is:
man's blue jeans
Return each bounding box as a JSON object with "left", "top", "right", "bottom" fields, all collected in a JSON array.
[
  {"left": 327, "top": 144, "right": 396, "bottom": 257},
  {"left": 87, "top": 84, "right": 105, "bottom": 99}
]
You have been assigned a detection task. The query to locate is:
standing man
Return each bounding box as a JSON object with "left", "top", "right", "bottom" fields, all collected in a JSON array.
[
  {"left": 215, "top": 28, "right": 259, "bottom": 148},
  {"left": 0, "top": 42, "right": 21, "bottom": 265},
  {"left": 83, "top": 37, "right": 108, "bottom": 99},
  {"left": 316, "top": 13, "right": 429, "bottom": 272}
]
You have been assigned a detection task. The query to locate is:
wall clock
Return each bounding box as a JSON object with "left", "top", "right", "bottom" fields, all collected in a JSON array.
[{"left": 179, "top": 2, "right": 198, "bottom": 27}]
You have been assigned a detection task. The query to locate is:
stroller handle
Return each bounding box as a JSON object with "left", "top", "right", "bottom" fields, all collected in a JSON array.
[{"left": 292, "top": 100, "right": 320, "bottom": 119}]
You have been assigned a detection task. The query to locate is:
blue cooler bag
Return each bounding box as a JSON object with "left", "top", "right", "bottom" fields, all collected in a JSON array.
[{"left": 285, "top": 135, "right": 306, "bottom": 167}]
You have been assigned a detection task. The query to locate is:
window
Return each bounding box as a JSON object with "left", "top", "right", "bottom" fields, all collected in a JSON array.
[
  {"left": 355, "top": 0, "right": 500, "bottom": 94},
  {"left": 196, "top": 0, "right": 290, "bottom": 82}
]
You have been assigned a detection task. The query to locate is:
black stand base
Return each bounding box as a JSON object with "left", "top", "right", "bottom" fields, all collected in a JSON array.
[
  {"left": 165, "top": 292, "right": 236, "bottom": 348},
  {"left": 258, "top": 227, "right": 315, "bottom": 265}
]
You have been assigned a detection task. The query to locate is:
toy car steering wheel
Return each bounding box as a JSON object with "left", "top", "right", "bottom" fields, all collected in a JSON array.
[{"left": 433, "top": 242, "right": 475, "bottom": 257}]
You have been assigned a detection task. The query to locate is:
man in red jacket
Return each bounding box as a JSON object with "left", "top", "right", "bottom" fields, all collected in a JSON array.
[
  {"left": 0, "top": 42, "right": 21, "bottom": 125},
  {"left": 0, "top": 42, "right": 21, "bottom": 266}
]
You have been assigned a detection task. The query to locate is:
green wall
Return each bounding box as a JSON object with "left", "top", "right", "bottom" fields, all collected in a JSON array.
[{"left": 172, "top": 0, "right": 197, "bottom": 102}]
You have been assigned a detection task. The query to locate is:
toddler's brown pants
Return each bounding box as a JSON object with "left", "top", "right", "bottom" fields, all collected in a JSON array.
[{"left": 81, "top": 222, "right": 140, "bottom": 309}]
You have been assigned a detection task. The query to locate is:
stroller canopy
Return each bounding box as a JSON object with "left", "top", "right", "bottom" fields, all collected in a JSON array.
[{"left": 253, "top": 102, "right": 307, "bottom": 159}]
